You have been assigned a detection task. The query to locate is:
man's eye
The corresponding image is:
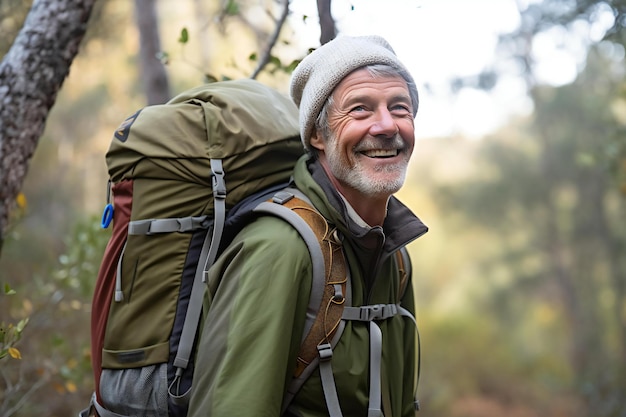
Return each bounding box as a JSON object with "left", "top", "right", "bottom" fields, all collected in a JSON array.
[
  {"left": 391, "top": 104, "right": 411, "bottom": 113},
  {"left": 350, "top": 105, "right": 366, "bottom": 112}
]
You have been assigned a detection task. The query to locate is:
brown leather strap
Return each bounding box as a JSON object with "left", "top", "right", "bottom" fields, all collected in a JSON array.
[{"left": 395, "top": 249, "right": 409, "bottom": 302}]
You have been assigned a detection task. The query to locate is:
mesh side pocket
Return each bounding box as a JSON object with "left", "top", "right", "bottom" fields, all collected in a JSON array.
[{"left": 100, "top": 364, "right": 168, "bottom": 417}]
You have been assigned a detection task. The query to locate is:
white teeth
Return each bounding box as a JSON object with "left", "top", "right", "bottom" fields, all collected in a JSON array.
[{"left": 363, "top": 149, "right": 398, "bottom": 158}]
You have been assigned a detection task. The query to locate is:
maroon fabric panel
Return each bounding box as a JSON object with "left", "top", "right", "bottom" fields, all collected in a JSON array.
[{"left": 91, "top": 179, "right": 133, "bottom": 403}]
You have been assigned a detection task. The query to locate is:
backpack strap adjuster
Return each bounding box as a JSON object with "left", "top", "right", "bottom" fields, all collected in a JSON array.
[
  {"left": 271, "top": 190, "right": 295, "bottom": 205},
  {"left": 342, "top": 304, "right": 399, "bottom": 322},
  {"left": 317, "top": 343, "right": 334, "bottom": 361},
  {"left": 211, "top": 159, "right": 226, "bottom": 199}
]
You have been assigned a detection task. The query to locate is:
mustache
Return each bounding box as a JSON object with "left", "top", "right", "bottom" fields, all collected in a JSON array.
[{"left": 353, "top": 134, "right": 406, "bottom": 152}]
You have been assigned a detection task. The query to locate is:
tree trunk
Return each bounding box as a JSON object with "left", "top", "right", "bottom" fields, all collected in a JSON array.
[
  {"left": 134, "top": 0, "right": 170, "bottom": 105},
  {"left": 0, "top": 0, "right": 96, "bottom": 253},
  {"left": 316, "top": 0, "right": 336, "bottom": 45}
]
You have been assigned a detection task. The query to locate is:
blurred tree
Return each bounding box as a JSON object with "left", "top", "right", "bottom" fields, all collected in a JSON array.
[
  {"left": 135, "top": 0, "right": 171, "bottom": 104},
  {"left": 0, "top": 0, "right": 97, "bottom": 254},
  {"left": 481, "top": 0, "right": 626, "bottom": 193},
  {"left": 317, "top": 0, "right": 337, "bottom": 44},
  {"left": 498, "top": 2, "right": 626, "bottom": 406},
  {"left": 427, "top": 43, "right": 626, "bottom": 416},
  {"left": 530, "top": 47, "right": 625, "bottom": 415}
]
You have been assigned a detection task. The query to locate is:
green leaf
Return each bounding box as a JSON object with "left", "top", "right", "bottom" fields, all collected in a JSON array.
[
  {"left": 269, "top": 55, "right": 281, "bottom": 67},
  {"left": 225, "top": 0, "right": 239, "bottom": 15},
  {"left": 4, "top": 283, "right": 16, "bottom": 295},
  {"left": 178, "top": 27, "right": 189, "bottom": 44},
  {"left": 248, "top": 52, "right": 257, "bottom": 61},
  {"left": 16, "top": 318, "right": 28, "bottom": 333},
  {"left": 285, "top": 59, "right": 301, "bottom": 73}
]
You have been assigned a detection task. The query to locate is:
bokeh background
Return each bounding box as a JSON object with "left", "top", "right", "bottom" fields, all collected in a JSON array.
[{"left": 1, "top": 0, "right": 625, "bottom": 416}]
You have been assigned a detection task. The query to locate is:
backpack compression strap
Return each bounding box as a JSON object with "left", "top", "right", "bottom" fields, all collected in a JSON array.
[{"left": 114, "top": 216, "right": 210, "bottom": 303}]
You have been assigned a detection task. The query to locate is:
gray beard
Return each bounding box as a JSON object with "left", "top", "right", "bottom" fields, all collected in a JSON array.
[{"left": 325, "top": 133, "right": 409, "bottom": 197}]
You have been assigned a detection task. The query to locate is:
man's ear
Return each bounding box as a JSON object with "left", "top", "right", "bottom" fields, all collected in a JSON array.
[{"left": 309, "top": 128, "right": 326, "bottom": 152}]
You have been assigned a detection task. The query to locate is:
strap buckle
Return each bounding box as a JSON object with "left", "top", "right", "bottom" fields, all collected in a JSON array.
[
  {"left": 360, "top": 304, "right": 398, "bottom": 321},
  {"left": 317, "top": 343, "right": 333, "bottom": 361}
]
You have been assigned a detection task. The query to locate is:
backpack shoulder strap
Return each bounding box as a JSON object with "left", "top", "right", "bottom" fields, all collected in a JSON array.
[
  {"left": 254, "top": 190, "right": 348, "bottom": 357},
  {"left": 394, "top": 245, "right": 421, "bottom": 412},
  {"left": 253, "top": 189, "right": 349, "bottom": 414},
  {"left": 276, "top": 192, "right": 348, "bottom": 373}
]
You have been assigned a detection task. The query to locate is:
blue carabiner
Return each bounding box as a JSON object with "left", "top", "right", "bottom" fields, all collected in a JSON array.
[{"left": 101, "top": 203, "right": 114, "bottom": 229}]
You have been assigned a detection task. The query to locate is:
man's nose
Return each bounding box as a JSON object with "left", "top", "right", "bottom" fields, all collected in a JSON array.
[{"left": 370, "top": 108, "right": 398, "bottom": 137}]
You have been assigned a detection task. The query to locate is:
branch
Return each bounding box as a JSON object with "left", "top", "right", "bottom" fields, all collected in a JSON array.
[
  {"left": 2, "top": 368, "right": 49, "bottom": 417},
  {"left": 250, "top": 0, "right": 290, "bottom": 79},
  {"left": 317, "top": 0, "right": 336, "bottom": 45}
]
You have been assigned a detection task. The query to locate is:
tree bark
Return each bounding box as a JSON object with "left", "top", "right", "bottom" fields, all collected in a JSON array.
[
  {"left": 0, "top": 0, "right": 96, "bottom": 253},
  {"left": 134, "top": 0, "right": 170, "bottom": 105}
]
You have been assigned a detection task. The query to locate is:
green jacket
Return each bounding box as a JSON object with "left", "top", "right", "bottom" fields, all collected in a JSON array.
[{"left": 187, "top": 155, "right": 428, "bottom": 417}]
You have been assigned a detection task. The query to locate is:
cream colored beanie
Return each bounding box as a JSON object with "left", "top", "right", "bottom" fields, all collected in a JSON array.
[{"left": 290, "top": 35, "right": 419, "bottom": 150}]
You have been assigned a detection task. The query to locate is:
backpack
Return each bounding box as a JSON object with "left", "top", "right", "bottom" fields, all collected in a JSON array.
[{"left": 83, "top": 79, "right": 418, "bottom": 417}]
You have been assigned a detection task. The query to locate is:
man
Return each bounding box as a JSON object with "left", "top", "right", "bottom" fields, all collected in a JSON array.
[{"left": 188, "top": 35, "right": 428, "bottom": 417}]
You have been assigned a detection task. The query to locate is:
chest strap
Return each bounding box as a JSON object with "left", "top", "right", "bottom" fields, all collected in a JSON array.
[{"left": 317, "top": 303, "right": 416, "bottom": 417}]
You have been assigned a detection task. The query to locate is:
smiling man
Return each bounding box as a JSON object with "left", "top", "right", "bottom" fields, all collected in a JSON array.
[
  {"left": 188, "top": 35, "right": 429, "bottom": 417},
  {"left": 308, "top": 65, "right": 416, "bottom": 226}
]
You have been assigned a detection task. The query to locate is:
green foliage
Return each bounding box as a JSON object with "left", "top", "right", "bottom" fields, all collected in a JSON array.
[
  {"left": 413, "top": 50, "right": 626, "bottom": 416},
  {"left": 1, "top": 216, "right": 108, "bottom": 415},
  {"left": 493, "top": 0, "right": 626, "bottom": 197},
  {"left": 248, "top": 51, "right": 302, "bottom": 75},
  {"left": 0, "top": 318, "right": 29, "bottom": 360},
  {"left": 4, "top": 282, "right": 16, "bottom": 295},
  {"left": 54, "top": 216, "right": 110, "bottom": 299},
  {"left": 224, "top": 0, "right": 239, "bottom": 16},
  {"left": 0, "top": 284, "right": 29, "bottom": 361},
  {"left": 419, "top": 312, "right": 578, "bottom": 416},
  {"left": 159, "top": 1, "right": 310, "bottom": 84}
]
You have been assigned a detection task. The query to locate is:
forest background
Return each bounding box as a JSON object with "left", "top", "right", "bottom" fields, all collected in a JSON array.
[{"left": 1, "top": 0, "right": 625, "bottom": 416}]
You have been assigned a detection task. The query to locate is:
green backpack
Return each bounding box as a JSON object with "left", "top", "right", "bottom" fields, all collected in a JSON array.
[
  {"left": 86, "top": 79, "right": 355, "bottom": 417},
  {"left": 84, "top": 79, "right": 418, "bottom": 417}
]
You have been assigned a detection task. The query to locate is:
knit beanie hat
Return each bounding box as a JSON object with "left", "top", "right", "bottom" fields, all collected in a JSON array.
[{"left": 290, "top": 35, "right": 419, "bottom": 150}]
